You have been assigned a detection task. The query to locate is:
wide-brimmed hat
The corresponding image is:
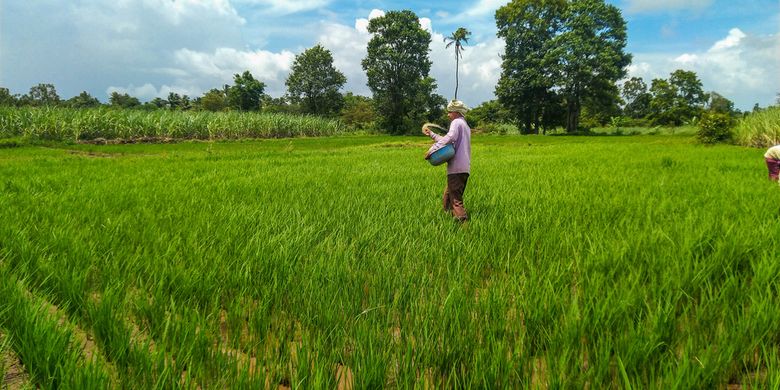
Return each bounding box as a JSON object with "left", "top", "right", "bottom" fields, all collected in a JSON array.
[{"left": 447, "top": 100, "right": 468, "bottom": 115}]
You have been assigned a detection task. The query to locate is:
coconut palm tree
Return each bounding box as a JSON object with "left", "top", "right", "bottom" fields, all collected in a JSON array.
[{"left": 444, "top": 27, "right": 472, "bottom": 101}]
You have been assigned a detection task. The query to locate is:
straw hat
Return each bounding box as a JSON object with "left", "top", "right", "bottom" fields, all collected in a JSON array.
[{"left": 447, "top": 100, "right": 468, "bottom": 115}]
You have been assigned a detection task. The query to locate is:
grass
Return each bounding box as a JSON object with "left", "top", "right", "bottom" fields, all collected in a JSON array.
[
  {"left": 734, "top": 107, "right": 780, "bottom": 148},
  {"left": 0, "top": 134, "right": 779, "bottom": 388},
  {"left": 0, "top": 107, "right": 347, "bottom": 142}
]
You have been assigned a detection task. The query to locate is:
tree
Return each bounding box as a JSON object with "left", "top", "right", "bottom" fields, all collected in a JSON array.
[
  {"left": 167, "top": 92, "right": 182, "bottom": 110},
  {"left": 262, "top": 95, "right": 300, "bottom": 114},
  {"left": 468, "top": 100, "right": 512, "bottom": 128},
  {"left": 707, "top": 92, "right": 735, "bottom": 115},
  {"left": 621, "top": 77, "right": 651, "bottom": 119},
  {"left": 199, "top": 89, "right": 228, "bottom": 112},
  {"left": 581, "top": 79, "right": 623, "bottom": 127},
  {"left": 648, "top": 78, "right": 678, "bottom": 125},
  {"left": 65, "top": 91, "right": 101, "bottom": 108},
  {"left": 340, "top": 93, "right": 375, "bottom": 130},
  {"left": 669, "top": 69, "right": 707, "bottom": 120},
  {"left": 444, "top": 27, "right": 472, "bottom": 100},
  {"left": 286, "top": 44, "right": 347, "bottom": 116},
  {"left": 648, "top": 70, "right": 707, "bottom": 125},
  {"left": 109, "top": 92, "right": 141, "bottom": 109},
  {"left": 551, "top": 0, "right": 631, "bottom": 132},
  {"left": 0, "top": 88, "right": 19, "bottom": 106},
  {"left": 228, "top": 71, "right": 265, "bottom": 111},
  {"left": 496, "top": 0, "right": 566, "bottom": 134},
  {"left": 362, "top": 10, "right": 440, "bottom": 134},
  {"left": 26, "top": 83, "right": 61, "bottom": 106},
  {"left": 496, "top": 0, "right": 630, "bottom": 133}
]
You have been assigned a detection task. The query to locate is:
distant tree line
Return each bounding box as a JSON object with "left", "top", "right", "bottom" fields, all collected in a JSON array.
[{"left": 1, "top": 1, "right": 773, "bottom": 135}]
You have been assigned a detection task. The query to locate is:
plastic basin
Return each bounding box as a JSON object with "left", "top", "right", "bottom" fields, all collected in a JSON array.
[{"left": 428, "top": 144, "right": 455, "bottom": 166}]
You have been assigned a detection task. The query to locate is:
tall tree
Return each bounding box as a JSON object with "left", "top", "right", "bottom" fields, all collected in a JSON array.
[
  {"left": 228, "top": 71, "right": 265, "bottom": 111},
  {"left": 496, "top": 0, "right": 566, "bottom": 134},
  {"left": 496, "top": 0, "right": 629, "bottom": 133},
  {"left": 286, "top": 44, "right": 347, "bottom": 116},
  {"left": 26, "top": 83, "right": 61, "bottom": 106},
  {"left": 362, "top": 10, "right": 439, "bottom": 134},
  {"left": 444, "top": 27, "right": 472, "bottom": 100},
  {"left": 551, "top": 0, "right": 631, "bottom": 132}
]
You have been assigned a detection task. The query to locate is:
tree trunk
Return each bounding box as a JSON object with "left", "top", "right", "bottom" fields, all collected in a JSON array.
[
  {"left": 566, "top": 97, "right": 581, "bottom": 133},
  {"left": 455, "top": 56, "right": 459, "bottom": 101}
]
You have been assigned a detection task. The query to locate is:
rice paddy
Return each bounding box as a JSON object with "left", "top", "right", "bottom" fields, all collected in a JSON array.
[{"left": 1, "top": 133, "right": 779, "bottom": 388}]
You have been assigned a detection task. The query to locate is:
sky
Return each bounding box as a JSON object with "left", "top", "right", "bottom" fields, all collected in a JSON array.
[{"left": 1, "top": 0, "right": 778, "bottom": 111}]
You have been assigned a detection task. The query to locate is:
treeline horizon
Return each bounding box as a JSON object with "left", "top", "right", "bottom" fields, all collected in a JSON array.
[{"left": 2, "top": 1, "right": 778, "bottom": 134}]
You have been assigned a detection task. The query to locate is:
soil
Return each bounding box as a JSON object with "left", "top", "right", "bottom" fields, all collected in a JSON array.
[{"left": 1, "top": 333, "right": 31, "bottom": 390}]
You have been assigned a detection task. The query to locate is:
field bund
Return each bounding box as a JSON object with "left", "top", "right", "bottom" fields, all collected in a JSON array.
[{"left": 0, "top": 135, "right": 778, "bottom": 388}]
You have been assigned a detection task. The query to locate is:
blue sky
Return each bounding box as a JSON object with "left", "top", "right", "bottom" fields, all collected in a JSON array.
[{"left": 2, "top": 0, "right": 778, "bottom": 110}]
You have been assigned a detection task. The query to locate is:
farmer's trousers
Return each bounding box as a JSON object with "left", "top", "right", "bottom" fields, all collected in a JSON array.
[
  {"left": 443, "top": 173, "right": 469, "bottom": 221},
  {"left": 767, "top": 158, "right": 780, "bottom": 181}
]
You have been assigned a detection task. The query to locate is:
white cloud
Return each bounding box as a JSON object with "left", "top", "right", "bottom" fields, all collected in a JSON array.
[
  {"left": 107, "top": 83, "right": 201, "bottom": 101},
  {"left": 627, "top": 28, "right": 780, "bottom": 110},
  {"left": 138, "top": 0, "right": 245, "bottom": 25},
  {"left": 171, "top": 47, "right": 295, "bottom": 96},
  {"left": 233, "top": 0, "right": 330, "bottom": 15},
  {"left": 355, "top": 9, "right": 385, "bottom": 33},
  {"left": 624, "top": 0, "right": 714, "bottom": 13},
  {"left": 459, "top": 0, "right": 509, "bottom": 19}
]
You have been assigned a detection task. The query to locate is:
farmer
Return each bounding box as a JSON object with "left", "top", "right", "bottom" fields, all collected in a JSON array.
[
  {"left": 765, "top": 144, "right": 780, "bottom": 181},
  {"left": 424, "top": 100, "right": 472, "bottom": 221}
]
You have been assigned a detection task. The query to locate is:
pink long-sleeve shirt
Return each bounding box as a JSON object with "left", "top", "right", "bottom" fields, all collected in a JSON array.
[{"left": 427, "top": 117, "right": 471, "bottom": 175}]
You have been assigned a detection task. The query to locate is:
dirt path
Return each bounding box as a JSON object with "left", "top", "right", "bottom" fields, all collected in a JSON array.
[{"left": 1, "top": 332, "right": 31, "bottom": 390}]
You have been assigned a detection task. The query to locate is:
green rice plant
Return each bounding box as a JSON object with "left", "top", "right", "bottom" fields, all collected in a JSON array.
[
  {"left": 0, "top": 134, "right": 778, "bottom": 387},
  {"left": 0, "top": 273, "right": 111, "bottom": 389},
  {"left": 0, "top": 329, "right": 9, "bottom": 385},
  {"left": 734, "top": 106, "right": 780, "bottom": 147}
]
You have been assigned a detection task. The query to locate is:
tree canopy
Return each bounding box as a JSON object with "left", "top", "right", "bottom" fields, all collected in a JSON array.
[
  {"left": 496, "top": 0, "right": 630, "bottom": 133},
  {"left": 444, "top": 27, "right": 472, "bottom": 101},
  {"left": 362, "top": 10, "right": 441, "bottom": 134},
  {"left": 228, "top": 71, "right": 265, "bottom": 111},
  {"left": 286, "top": 44, "right": 347, "bottom": 117}
]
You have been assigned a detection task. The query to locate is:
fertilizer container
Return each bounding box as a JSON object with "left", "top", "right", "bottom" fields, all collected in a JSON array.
[{"left": 428, "top": 144, "right": 455, "bottom": 166}]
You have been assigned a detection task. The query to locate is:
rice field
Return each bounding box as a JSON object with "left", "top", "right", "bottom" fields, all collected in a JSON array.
[{"left": 0, "top": 134, "right": 779, "bottom": 388}]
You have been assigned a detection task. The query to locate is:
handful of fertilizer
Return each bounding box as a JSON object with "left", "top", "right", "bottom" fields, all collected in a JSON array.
[{"left": 422, "top": 122, "right": 446, "bottom": 135}]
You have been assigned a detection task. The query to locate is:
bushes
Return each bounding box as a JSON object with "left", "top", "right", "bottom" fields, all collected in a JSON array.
[{"left": 697, "top": 112, "right": 734, "bottom": 144}]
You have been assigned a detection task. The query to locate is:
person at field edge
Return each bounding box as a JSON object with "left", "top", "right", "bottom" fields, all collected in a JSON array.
[
  {"left": 424, "top": 100, "right": 472, "bottom": 221},
  {"left": 765, "top": 144, "right": 780, "bottom": 181}
]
